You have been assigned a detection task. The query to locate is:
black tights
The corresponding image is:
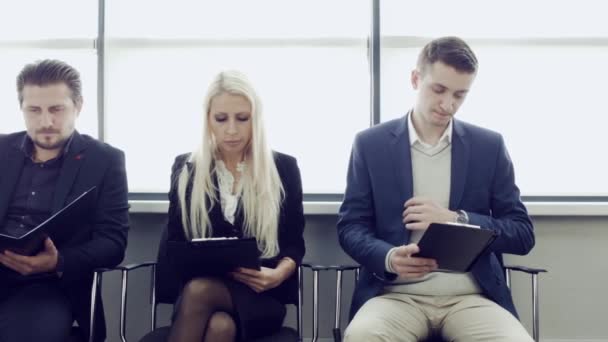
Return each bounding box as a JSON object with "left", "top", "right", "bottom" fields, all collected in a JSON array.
[{"left": 168, "top": 277, "right": 237, "bottom": 342}]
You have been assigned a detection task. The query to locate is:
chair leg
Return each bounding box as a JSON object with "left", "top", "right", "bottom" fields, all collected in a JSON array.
[
  {"left": 119, "top": 270, "right": 128, "bottom": 342},
  {"left": 532, "top": 274, "right": 539, "bottom": 342},
  {"left": 89, "top": 272, "right": 103, "bottom": 342},
  {"left": 297, "top": 265, "right": 303, "bottom": 342},
  {"left": 312, "top": 270, "right": 320, "bottom": 342},
  {"left": 150, "top": 264, "right": 157, "bottom": 331},
  {"left": 333, "top": 270, "right": 344, "bottom": 342}
]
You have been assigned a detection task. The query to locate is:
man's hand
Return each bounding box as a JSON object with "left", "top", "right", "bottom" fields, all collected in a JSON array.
[
  {"left": 390, "top": 243, "right": 437, "bottom": 279},
  {"left": 403, "top": 197, "right": 457, "bottom": 230},
  {"left": 231, "top": 266, "right": 286, "bottom": 293},
  {"left": 0, "top": 238, "right": 59, "bottom": 276}
]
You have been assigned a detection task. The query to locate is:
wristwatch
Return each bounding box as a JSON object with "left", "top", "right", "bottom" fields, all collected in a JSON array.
[{"left": 455, "top": 210, "right": 469, "bottom": 224}]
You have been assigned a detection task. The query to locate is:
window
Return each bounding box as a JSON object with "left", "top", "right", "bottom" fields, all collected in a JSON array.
[
  {"left": 104, "top": 0, "right": 370, "bottom": 193},
  {"left": 381, "top": 0, "right": 608, "bottom": 196},
  {"left": 8, "top": 1, "right": 605, "bottom": 199},
  {"left": 0, "top": 0, "right": 98, "bottom": 137}
]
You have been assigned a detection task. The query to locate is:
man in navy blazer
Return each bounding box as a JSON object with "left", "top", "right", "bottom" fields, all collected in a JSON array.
[
  {"left": 338, "top": 37, "right": 535, "bottom": 341},
  {"left": 0, "top": 60, "right": 129, "bottom": 341}
]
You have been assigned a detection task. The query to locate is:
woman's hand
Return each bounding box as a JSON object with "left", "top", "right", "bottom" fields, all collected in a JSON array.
[
  {"left": 230, "top": 257, "right": 296, "bottom": 293},
  {"left": 230, "top": 267, "right": 284, "bottom": 293}
]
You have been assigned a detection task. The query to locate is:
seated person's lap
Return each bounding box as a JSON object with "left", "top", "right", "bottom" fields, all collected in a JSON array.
[
  {"left": 0, "top": 281, "right": 73, "bottom": 342},
  {"left": 344, "top": 293, "right": 533, "bottom": 342},
  {"left": 173, "top": 277, "right": 286, "bottom": 341}
]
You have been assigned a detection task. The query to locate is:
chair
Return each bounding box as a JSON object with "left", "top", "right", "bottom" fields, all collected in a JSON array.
[
  {"left": 502, "top": 264, "right": 547, "bottom": 342},
  {"left": 302, "top": 262, "right": 546, "bottom": 342},
  {"left": 300, "top": 262, "right": 360, "bottom": 342},
  {"left": 89, "top": 226, "right": 302, "bottom": 342}
]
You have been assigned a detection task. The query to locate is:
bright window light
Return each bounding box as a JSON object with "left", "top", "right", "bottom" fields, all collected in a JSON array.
[
  {"left": 381, "top": 1, "right": 608, "bottom": 196},
  {"left": 105, "top": 1, "right": 370, "bottom": 193}
]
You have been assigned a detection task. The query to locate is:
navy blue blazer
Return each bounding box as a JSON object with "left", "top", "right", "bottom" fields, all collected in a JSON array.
[
  {"left": 337, "top": 115, "right": 534, "bottom": 319},
  {"left": 0, "top": 131, "right": 129, "bottom": 341},
  {"left": 166, "top": 151, "right": 306, "bottom": 304}
]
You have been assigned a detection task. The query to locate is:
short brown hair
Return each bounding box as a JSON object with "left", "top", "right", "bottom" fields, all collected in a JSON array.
[
  {"left": 417, "top": 36, "right": 478, "bottom": 74},
  {"left": 17, "top": 59, "right": 82, "bottom": 106}
]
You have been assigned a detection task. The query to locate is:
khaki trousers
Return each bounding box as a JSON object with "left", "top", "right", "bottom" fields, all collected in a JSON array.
[{"left": 344, "top": 292, "right": 533, "bottom": 342}]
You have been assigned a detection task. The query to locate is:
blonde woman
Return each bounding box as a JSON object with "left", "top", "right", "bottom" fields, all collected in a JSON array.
[{"left": 166, "top": 71, "right": 305, "bottom": 342}]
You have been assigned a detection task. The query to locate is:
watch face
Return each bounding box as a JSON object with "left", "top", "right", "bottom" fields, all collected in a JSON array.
[{"left": 457, "top": 211, "right": 467, "bottom": 224}]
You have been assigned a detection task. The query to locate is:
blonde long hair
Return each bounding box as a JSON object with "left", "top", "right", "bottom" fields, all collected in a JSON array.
[{"left": 177, "top": 71, "right": 284, "bottom": 258}]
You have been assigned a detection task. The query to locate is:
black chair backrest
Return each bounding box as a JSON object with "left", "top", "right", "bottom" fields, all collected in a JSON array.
[{"left": 154, "top": 225, "right": 181, "bottom": 304}]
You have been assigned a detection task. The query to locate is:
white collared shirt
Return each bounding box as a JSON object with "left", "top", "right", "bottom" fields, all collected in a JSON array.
[
  {"left": 215, "top": 160, "right": 246, "bottom": 224},
  {"left": 408, "top": 111, "right": 453, "bottom": 156}
]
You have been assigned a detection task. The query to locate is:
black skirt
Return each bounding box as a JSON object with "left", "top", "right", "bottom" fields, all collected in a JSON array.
[{"left": 174, "top": 278, "right": 286, "bottom": 341}]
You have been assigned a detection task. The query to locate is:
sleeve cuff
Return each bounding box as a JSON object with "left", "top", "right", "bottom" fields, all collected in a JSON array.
[{"left": 385, "top": 247, "right": 399, "bottom": 273}]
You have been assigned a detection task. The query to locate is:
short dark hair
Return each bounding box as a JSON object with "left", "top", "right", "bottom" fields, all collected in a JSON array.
[
  {"left": 417, "top": 36, "right": 478, "bottom": 74},
  {"left": 16, "top": 59, "right": 83, "bottom": 106}
]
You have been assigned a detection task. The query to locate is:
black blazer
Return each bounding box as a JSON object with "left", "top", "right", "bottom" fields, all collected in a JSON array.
[
  {"left": 166, "top": 151, "right": 305, "bottom": 304},
  {"left": 0, "top": 131, "right": 129, "bottom": 341}
]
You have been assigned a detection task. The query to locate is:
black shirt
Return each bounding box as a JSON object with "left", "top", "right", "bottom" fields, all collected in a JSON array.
[{"left": 2, "top": 135, "right": 72, "bottom": 237}]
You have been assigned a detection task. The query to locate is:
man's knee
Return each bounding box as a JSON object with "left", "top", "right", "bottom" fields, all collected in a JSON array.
[
  {"left": 344, "top": 295, "right": 428, "bottom": 342},
  {"left": 488, "top": 329, "right": 535, "bottom": 342},
  {"left": 450, "top": 331, "right": 534, "bottom": 342},
  {"left": 29, "top": 321, "right": 73, "bottom": 342},
  {"left": 344, "top": 317, "right": 393, "bottom": 342},
  {"left": 443, "top": 295, "right": 534, "bottom": 342},
  {"left": 0, "top": 295, "right": 72, "bottom": 342}
]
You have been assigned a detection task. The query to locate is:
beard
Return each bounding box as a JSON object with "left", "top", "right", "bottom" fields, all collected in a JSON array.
[{"left": 33, "top": 134, "right": 68, "bottom": 151}]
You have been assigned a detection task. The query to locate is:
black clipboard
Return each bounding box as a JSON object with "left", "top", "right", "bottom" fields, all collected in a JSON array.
[
  {"left": 168, "top": 237, "right": 261, "bottom": 280},
  {"left": 0, "top": 186, "right": 96, "bottom": 256},
  {"left": 414, "top": 222, "right": 497, "bottom": 272}
]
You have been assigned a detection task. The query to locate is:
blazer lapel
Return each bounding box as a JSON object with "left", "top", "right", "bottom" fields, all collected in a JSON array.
[
  {"left": 389, "top": 114, "right": 413, "bottom": 203},
  {"left": 233, "top": 200, "right": 244, "bottom": 237},
  {"left": 449, "top": 120, "right": 470, "bottom": 210},
  {"left": 207, "top": 173, "right": 232, "bottom": 235},
  {"left": 0, "top": 141, "right": 26, "bottom": 221},
  {"left": 208, "top": 193, "right": 224, "bottom": 227},
  {"left": 52, "top": 132, "right": 87, "bottom": 212}
]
